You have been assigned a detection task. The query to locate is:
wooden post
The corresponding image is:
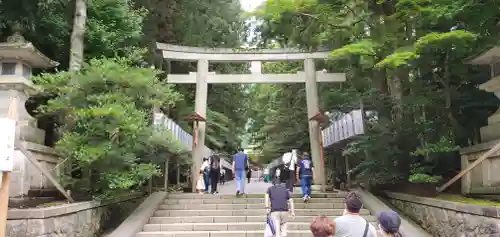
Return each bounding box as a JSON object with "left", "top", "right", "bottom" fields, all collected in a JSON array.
[
  {"left": 0, "top": 98, "right": 17, "bottom": 236},
  {"left": 176, "top": 163, "right": 180, "bottom": 185},
  {"left": 164, "top": 156, "right": 169, "bottom": 191},
  {"left": 184, "top": 112, "right": 206, "bottom": 193},
  {"left": 437, "top": 140, "right": 500, "bottom": 193},
  {"left": 318, "top": 129, "right": 326, "bottom": 192},
  {"left": 309, "top": 112, "right": 330, "bottom": 192},
  {"left": 345, "top": 155, "right": 351, "bottom": 189}
]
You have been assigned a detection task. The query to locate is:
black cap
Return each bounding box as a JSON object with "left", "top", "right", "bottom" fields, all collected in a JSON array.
[{"left": 377, "top": 211, "right": 401, "bottom": 233}]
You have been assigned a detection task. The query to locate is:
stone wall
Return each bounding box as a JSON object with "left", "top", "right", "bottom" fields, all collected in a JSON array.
[
  {"left": 386, "top": 192, "right": 500, "bottom": 237},
  {"left": 7, "top": 194, "right": 145, "bottom": 237}
]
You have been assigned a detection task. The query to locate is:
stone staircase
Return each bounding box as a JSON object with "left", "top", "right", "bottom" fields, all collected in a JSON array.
[{"left": 135, "top": 192, "right": 377, "bottom": 237}]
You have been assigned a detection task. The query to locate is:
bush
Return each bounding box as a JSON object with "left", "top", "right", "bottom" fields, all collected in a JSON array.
[
  {"left": 408, "top": 173, "right": 442, "bottom": 184},
  {"left": 33, "top": 57, "right": 182, "bottom": 199},
  {"left": 408, "top": 163, "right": 442, "bottom": 184}
]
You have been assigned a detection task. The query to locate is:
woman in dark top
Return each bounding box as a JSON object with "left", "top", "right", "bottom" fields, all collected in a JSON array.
[{"left": 247, "top": 168, "right": 252, "bottom": 183}]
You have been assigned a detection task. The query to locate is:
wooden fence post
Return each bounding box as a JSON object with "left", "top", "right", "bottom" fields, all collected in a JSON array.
[{"left": 0, "top": 97, "right": 18, "bottom": 237}]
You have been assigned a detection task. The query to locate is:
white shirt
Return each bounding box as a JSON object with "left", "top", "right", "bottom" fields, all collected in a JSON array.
[
  {"left": 200, "top": 161, "right": 209, "bottom": 171},
  {"left": 276, "top": 169, "right": 281, "bottom": 177},
  {"left": 282, "top": 150, "right": 298, "bottom": 171},
  {"left": 221, "top": 169, "right": 226, "bottom": 175},
  {"left": 264, "top": 169, "right": 269, "bottom": 175},
  {"left": 335, "top": 215, "right": 377, "bottom": 237}
]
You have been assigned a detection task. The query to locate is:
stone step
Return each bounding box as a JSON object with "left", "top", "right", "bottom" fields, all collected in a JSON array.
[
  {"left": 148, "top": 215, "right": 377, "bottom": 224},
  {"left": 166, "top": 193, "right": 346, "bottom": 199},
  {"left": 135, "top": 230, "right": 341, "bottom": 237},
  {"left": 159, "top": 202, "right": 346, "bottom": 210},
  {"left": 154, "top": 209, "right": 370, "bottom": 217},
  {"left": 164, "top": 197, "right": 345, "bottom": 205},
  {"left": 143, "top": 221, "right": 378, "bottom": 232}
]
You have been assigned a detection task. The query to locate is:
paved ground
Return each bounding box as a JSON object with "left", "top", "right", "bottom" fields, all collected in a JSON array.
[{"left": 218, "top": 180, "right": 271, "bottom": 194}]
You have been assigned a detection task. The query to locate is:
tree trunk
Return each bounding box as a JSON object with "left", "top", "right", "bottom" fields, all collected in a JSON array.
[
  {"left": 67, "top": 0, "right": 87, "bottom": 197},
  {"left": 389, "top": 69, "right": 406, "bottom": 125},
  {"left": 69, "top": 0, "right": 87, "bottom": 72}
]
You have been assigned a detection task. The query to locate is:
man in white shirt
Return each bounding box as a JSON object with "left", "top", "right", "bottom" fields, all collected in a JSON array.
[
  {"left": 282, "top": 149, "right": 298, "bottom": 192},
  {"left": 334, "top": 192, "right": 377, "bottom": 237}
]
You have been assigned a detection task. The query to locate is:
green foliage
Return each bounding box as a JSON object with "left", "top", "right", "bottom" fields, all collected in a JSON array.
[
  {"left": 408, "top": 173, "right": 442, "bottom": 184},
  {"left": 329, "top": 40, "right": 379, "bottom": 59},
  {"left": 0, "top": 0, "right": 146, "bottom": 69},
  {"left": 414, "top": 30, "right": 478, "bottom": 54},
  {"left": 252, "top": 0, "right": 500, "bottom": 187},
  {"left": 376, "top": 51, "right": 418, "bottom": 68},
  {"left": 409, "top": 163, "right": 442, "bottom": 184},
  {"left": 32, "top": 57, "right": 182, "bottom": 199},
  {"left": 411, "top": 136, "right": 459, "bottom": 156}
]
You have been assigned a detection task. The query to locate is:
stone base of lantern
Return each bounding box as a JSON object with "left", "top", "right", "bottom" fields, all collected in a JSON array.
[
  {"left": 0, "top": 76, "right": 63, "bottom": 198},
  {"left": 8, "top": 141, "right": 61, "bottom": 198}
]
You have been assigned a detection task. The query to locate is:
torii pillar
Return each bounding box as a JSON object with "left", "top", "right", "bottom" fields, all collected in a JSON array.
[
  {"left": 191, "top": 59, "right": 208, "bottom": 192},
  {"left": 304, "top": 58, "right": 325, "bottom": 186}
]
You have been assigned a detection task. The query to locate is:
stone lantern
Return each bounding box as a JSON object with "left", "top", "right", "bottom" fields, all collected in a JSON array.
[
  {"left": 0, "top": 27, "right": 60, "bottom": 197},
  {"left": 0, "top": 27, "right": 58, "bottom": 143},
  {"left": 468, "top": 46, "right": 500, "bottom": 142},
  {"left": 460, "top": 47, "right": 500, "bottom": 195}
]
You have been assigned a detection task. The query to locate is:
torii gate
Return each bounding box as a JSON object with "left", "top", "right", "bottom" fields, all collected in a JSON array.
[{"left": 156, "top": 43, "right": 346, "bottom": 192}]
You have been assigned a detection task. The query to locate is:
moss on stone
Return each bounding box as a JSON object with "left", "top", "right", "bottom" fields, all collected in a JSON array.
[{"left": 436, "top": 194, "right": 500, "bottom": 207}]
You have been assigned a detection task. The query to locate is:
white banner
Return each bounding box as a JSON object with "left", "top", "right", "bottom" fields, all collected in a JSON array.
[{"left": 0, "top": 118, "right": 16, "bottom": 172}]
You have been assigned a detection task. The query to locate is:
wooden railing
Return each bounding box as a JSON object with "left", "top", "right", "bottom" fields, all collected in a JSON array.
[
  {"left": 153, "top": 112, "right": 231, "bottom": 169},
  {"left": 322, "top": 109, "right": 365, "bottom": 148},
  {"left": 265, "top": 109, "right": 367, "bottom": 169}
]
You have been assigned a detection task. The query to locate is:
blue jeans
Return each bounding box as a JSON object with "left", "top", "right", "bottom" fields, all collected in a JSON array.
[
  {"left": 235, "top": 169, "right": 246, "bottom": 193},
  {"left": 300, "top": 176, "right": 312, "bottom": 197},
  {"left": 203, "top": 172, "right": 210, "bottom": 192}
]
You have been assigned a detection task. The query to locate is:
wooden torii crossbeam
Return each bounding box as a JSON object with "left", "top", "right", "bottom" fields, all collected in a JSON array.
[{"left": 167, "top": 71, "right": 346, "bottom": 84}]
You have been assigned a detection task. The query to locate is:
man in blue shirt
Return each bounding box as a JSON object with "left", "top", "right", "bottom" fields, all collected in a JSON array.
[
  {"left": 296, "top": 152, "right": 314, "bottom": 201},
  {"left": 232, "top": 148, "right": 249, "bottom": 196}
]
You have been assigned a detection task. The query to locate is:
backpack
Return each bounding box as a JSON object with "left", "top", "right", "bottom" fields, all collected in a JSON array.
[{"left": 210, "top": 155, "right": 220, "bottom": 170}]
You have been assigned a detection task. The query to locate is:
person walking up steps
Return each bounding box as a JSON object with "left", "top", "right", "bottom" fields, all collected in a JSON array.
[
  {"left": 334, "top": 191, "right": 377, "bottom": 237},
  {"left": 296, "top": 152, "right": 314, "bottom": 202},
  {"left": 264, "top": 168, "right": 270, "bottom": 183},
  {"left": 282, "top": 149, "right": 298, "bottom": 192},
  {"left": 247, "top": 168, "right": 252, "bottom": 183},
  {"left": 209, "top": 154, "right": 221, "bottom": 194},
  {"left": 200, "top": 157, "right": 210, "bottom": 193},
  {"left": 310, "top": 215, "right": 335, "bottom": 237},
  {"left": 265, "top": 179, "right": 295, "bottom": 237},
  {"left": 376, "top": 211, "right": 402, "bottom": 237},
  {"left": 232, "top": 148, "right": 249, "bottom": 196},
  {"left": 220, "top": 168, "right": 226, "bottom": 186}
]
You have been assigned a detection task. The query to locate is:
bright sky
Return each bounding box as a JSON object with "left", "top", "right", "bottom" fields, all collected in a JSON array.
[
  {"left": 240, "top": 0, "right": 266, "bottom": 73},
  {"left": 240, "top": 0, "right": 266, "bottom": 12}
]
